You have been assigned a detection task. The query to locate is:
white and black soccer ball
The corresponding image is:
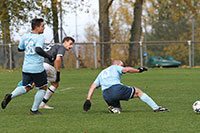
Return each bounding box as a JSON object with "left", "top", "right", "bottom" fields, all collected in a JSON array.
[{"left": 193, "top": 101, "right": 200, "bottom": 113}]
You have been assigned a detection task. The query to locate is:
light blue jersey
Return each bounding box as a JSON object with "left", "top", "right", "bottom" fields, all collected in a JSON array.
[
  {"left": 94, "top": 65, "right": 125, "bottom": 91},
  {"left": 18, "top": 33, "right": 45, "bottom": 73}
]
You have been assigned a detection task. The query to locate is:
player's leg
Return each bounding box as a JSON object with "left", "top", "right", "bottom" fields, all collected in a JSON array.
[
  {"left": 134, "top": 88, "right": 169, "bottom": 112},
  {"left": 103, "top": 85, "right": 121, "bottom": 114},
  {"left": 30, "top": 71, "right": 48, "bottom": 114},
  {"left": 107, "top": 101, "right": 121, "bottom": 114},
  {"left": 39, "top": 63, "right": 57, "bottom": 109},
  {"left": 1, "top": 76, "right": 33, "bottom": 109},
  {"left": 11, "top": 81, "right": 34, "bottom": 98},
  {"left": 39, "top": 82, "right": 58, "bottom": 109}
]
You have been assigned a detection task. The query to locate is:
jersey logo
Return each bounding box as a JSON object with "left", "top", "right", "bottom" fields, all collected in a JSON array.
[
  {"left": 24, "top": 40, "right": 35, "bottom": 55},
  {"left": 102, "top": 69, "right": 110, "bottom": 79},
  {"left": 45, "top": 44, "right": 55, "bottom": 51}
]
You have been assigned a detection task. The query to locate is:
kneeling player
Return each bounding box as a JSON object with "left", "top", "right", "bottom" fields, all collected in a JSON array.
[{"left": 83, "top": 60, "right": 169, "bottom": 113}]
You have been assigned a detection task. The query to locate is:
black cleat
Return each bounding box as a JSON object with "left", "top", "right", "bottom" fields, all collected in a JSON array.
[
  {"left": 153, "top": 106, "right": 169, "bottom": 112},
  {"left": 1, "top": 94, "right": 12, "bottom": 109},
  {"left": 30, "top": 109, "right": 43, "bottom": 115}
]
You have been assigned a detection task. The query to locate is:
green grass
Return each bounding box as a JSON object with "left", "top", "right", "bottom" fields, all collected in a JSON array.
[{"left": 0, "top": 68, "right": 200, "bottom": 133}]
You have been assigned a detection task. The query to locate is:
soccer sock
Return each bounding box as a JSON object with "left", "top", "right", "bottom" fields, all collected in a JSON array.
[
  {"left": 11, "top": 86, "right": 27, "bottom": 98},
  {"left": 31, "top": 89, "right": 46, "bottom": 111},
  {"left": 40, "top": 85, "right": 56, "bottom": 106},
  {"left": 140, "top": 93, "right": 159, "bottom": 109}
]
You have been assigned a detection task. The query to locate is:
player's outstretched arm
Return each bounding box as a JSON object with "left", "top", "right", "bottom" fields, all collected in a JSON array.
[
  {"left": 83, "top": 83, "right": 98, "bottom": 111},
  {"left": 122, "top": 67, "right": 148, "bottom": 73}
]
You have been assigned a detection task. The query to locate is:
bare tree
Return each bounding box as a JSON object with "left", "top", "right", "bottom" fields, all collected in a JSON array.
[
  {"left": 51, "top": 0, "right": 59, "bottom": 43},
  {"left": 128, "top": 0, "right": 143, "bottom": 66},
  {"left": 0, "top": 0, "right": 38, "bottom": 69},
  {"left": 99, "top": 0, "right": 114, "bottom": 67}
]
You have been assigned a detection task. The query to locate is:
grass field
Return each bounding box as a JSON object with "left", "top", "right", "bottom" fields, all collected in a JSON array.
[{"left": 0, "top": 68, "right": 200, "bottom": 133}]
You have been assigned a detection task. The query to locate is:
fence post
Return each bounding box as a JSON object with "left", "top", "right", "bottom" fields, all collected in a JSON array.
[
  {"left": 9, "top": 43, "right": 12, "bottom": 69},
  {"left": 188, "top": 40, "right": 192, "bottom": 68},
  {"left": 139, "top": 41, "right": 143, "bottom": 67},
  {"left": 75, "top": 44, "right": 79, "bottom": 69},
  {"left": 93, "top": 42, "right": 97, "bottom": 68}
]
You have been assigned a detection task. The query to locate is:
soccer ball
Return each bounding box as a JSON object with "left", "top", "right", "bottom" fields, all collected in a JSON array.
[{"left": 193, "top": 101, "right": 200, "bottom": 113}]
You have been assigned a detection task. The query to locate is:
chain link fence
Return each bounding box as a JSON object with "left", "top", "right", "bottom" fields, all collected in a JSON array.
[{"left": 0, "top": 41, "right": 200, "bottom": 69}]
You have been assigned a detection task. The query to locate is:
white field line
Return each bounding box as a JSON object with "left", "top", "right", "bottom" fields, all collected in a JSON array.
[{"left": 56, "top": 87, "right": 72, "bottom": 93}]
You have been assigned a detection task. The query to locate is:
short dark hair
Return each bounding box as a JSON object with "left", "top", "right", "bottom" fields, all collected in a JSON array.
[
  {"left": 62, "top": 36, "right": 75, "bottom": 43},
  {"left": 31, "top": 18, "right": 44, "bottom": 30}
]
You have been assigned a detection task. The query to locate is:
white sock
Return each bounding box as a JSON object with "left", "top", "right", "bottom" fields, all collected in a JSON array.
[
  {"left": 11, "top": 86, "right": 26, "bottom": 98},
  {"left": 140, "top": 93, "right": 159, "bottom": 109},
  {"left": 40, "top": 85, "right": 56, "bottom": 106},
  {"left": 31, "top": 89, "right": 46, "bottom": 111}
]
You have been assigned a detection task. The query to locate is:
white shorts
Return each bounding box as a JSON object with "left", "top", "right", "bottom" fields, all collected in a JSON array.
[{"left": 43, "top": 62, "right": 56, "bottom": 83}]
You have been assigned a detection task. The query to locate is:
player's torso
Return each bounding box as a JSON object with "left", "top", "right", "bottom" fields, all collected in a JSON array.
[
  {"left": 22, "top": 33, "right": 45, "bottom": 73},
  {"left": 44, "top": 44, "right": 66, "bottom": 66},
  {"left": 99, "top": 65, "right": 122, "bottom": 89}
]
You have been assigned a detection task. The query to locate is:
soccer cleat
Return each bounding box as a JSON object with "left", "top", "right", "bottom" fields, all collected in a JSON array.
[
  {"left": 108, "top": 106, "right": 121, "bottom": 114},
  {"left": 30, "top": 109, "right": 43, "bottom": 115},
  {"left": 153, "top": 106, "right": 169, "bottom": 112},
  {"left": 39, "top": 104, "right": 54, "bottom": 109},
  {"left": 1, "top": 94, "right": 12, "bottom": 109}
]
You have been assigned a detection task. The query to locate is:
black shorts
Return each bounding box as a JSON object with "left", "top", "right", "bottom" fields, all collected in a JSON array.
[
  {"left": 103, "top": 84, "right": 135, "bottom": 108},
  {"left": 22, "top": 71, "right": 48, "bottom": 88}
]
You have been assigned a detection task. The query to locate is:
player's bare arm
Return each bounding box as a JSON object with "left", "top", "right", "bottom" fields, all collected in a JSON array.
[
  {"left": 122, "top": 67, "right": 140, "bottom": 73},
  {"left": 54, "top": 56, "right": 62, "bottom": 82},
  {"left": 54, "top": 56, "right": 62, "bottom": 72},
  {"left": 122, "top": 67, "right": 148, "bottom": 73},
  {"left": 87, "top": 83, "right": 98, "bottom": 100},
  {"left": 83, "top": 83, "right": 97, "bottom": 111}
]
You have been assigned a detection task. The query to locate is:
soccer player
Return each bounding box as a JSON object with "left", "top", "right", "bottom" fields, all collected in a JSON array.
[
  {"left": 39, "top": 36, "right": 75, "bottom": 109},
  {"left": 1, "top": 18, "right": 54, "bottom": 115},
  {"left": 83, "top": 60, "right": 169, "bottom": 113}
]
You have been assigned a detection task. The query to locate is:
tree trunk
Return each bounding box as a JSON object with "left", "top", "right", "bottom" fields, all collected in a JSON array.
[
  {"left": 128, "top": 0, "right": 143, "bottom": 66},
  {"left": 1, "top": 1, "right": 15, "bottom": 69},
  {"left": 51, "top": 0, "right": 59, "bottom": 43},
  {"left": 98, "top": 0, "right": 113, "bottom": 67}
]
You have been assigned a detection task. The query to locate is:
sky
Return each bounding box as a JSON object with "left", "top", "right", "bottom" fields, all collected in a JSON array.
[{"left": 13, "top": 0, "right": 99, "bottom": 43}]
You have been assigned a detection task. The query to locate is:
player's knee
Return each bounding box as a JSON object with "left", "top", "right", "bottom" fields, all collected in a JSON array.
[
  {"left": 52, "top": 82, "right": 59, "bottom": 88},
  {"left": 25, "top": 86, "right": 32, "bottom": 92},
  {"left": 134, "top": 88, "right": 143, "bottom": 98},
  {"left": 40, "top": 86, "right": 48, "bottom": 90}
]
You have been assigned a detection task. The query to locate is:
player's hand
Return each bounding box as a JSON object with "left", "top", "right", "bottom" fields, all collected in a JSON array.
[
  {"left": 138, "top": 67, "right": 148, "bottom": 73},
  {"left": 56, "top": 71, "right": 60, "bottom": 82},
  {"left": 48, "top": 55, "right": 55, "bottom": 62},
  {"left": 83, "top": 100, "right": 91, "bottom": 111}
]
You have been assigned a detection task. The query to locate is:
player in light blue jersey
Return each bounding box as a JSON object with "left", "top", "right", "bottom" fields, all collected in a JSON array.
[
  {"left": 1, "top": 18, "right": 54, "bottom": 115},
  {"left": 83, "top": 60, "right": 169, "bottom": 113}
]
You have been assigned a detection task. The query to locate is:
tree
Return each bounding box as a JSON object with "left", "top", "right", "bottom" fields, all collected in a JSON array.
[
  {"left": 51, "top": 0, "right": 59, "bottom": 43},
  {"left": 146, "top": 0, "right": 200, "bottom": 65},
  {"left": 0, "top": 0, "right": 39, "bottom": 69},
  {"left": 38, "top": 0, "right": 90, "bottom": 43},
  {"left": 127, "top": 0, "right": 143, "bottom": 66},
  {"left": 99, "top": 0, "right": 114, "bottom": 67},
  {"left": 85, "top": 0, "right": 136, "bottom": 65}
]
